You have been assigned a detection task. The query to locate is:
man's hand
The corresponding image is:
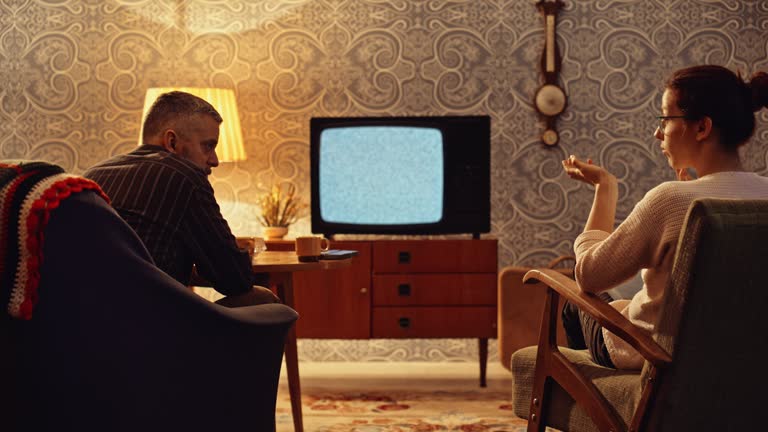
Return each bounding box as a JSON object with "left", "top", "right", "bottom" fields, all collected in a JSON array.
[{"left": 215, "top": 286, "right": 280, "bottom": 308}]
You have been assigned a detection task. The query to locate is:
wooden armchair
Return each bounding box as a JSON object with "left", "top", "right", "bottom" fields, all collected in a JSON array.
[{"left": 510, "top": 198, "right": 768, "bottom": 431}]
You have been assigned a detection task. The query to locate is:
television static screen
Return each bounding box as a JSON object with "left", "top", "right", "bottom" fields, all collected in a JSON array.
[{"left": 318, "top": 126, "right": 444, "bottom": 225}]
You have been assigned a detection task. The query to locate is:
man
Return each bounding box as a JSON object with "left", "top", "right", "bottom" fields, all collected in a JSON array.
[{"left": 85, "top": 91, "right": 277, "bottom": 306}]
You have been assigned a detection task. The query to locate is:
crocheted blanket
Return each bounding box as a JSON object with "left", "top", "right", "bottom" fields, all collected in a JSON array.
[{"left": 0, "top": 161, "right": 108, "bottom": 320}]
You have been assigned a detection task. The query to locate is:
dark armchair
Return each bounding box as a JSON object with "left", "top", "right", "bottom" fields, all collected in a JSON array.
[
  {"left": 3, "top": 185, "right": 298, "bottom": 431},
  {"left": 510, "top": 198, "right": 768, "bottom": 431}
]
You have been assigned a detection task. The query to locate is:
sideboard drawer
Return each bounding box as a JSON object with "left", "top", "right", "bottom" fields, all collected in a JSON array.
[
  {"left": 372, "top": 306, "right": 496, "bottom": 338},
  {"left": 372, "top": 240, "right": 497, "bottom": 273},
  {"left": 373, "top": 274, "right": 496, "bottom": 306}
]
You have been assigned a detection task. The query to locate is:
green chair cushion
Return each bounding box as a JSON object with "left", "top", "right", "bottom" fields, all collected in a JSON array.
[{"left": 511, "top": 346, "right": 643, "bottom": 432}]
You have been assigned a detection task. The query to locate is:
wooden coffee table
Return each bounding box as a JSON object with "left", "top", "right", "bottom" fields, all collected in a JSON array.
[{"left": 252, "top": 251, "right": 354, "bottom": 432}]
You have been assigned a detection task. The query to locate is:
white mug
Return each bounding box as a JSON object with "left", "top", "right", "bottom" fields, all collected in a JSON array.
[{"left": 295, "top": 236, "right": 330, "bottom": 261}]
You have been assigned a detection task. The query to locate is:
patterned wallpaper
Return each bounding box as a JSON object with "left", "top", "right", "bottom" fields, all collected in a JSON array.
[{"left": 3, "top": 0, "right": 767, "bottom": 361}]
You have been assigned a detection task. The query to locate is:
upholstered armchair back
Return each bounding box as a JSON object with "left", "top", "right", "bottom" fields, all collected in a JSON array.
[
  {"left": 4, "top": 178, "right": 297, "bottom": 432},
  {"left": 643, "top": 198, "right": 768, "bottom": 430}
]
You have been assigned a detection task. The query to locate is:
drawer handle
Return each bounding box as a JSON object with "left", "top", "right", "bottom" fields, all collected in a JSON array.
[
  {"left": 397, "top": 283, "right": 411, "bottom": 296},
  {"left": 397, "top": 251, "right": 411, "bottom": 264},
  {"left": 398, "top": 317, "right": 411, "bottom": 329}
]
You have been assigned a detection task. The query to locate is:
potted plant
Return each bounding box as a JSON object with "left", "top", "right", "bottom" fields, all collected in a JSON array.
[{"left": 257, "top": 182, "right": 305, "bottom": 240}]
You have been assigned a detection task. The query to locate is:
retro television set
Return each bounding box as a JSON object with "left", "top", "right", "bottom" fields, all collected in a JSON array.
[{"left": 310, "top": 115, "right": 491, "bottom": 237}]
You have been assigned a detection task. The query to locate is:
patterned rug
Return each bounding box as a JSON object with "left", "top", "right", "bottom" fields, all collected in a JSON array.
[{"left": 274, "top": 362, "right": 535, "bottom": 432}]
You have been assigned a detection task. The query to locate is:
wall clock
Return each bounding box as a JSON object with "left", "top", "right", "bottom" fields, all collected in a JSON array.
[{"left": 534, "top": 0, "right": 567, "bottom": 146}]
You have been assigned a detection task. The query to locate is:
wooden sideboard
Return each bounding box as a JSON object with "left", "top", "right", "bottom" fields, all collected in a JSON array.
[{"left": 267, "top": 238, "right": 498, "bottom": 386}]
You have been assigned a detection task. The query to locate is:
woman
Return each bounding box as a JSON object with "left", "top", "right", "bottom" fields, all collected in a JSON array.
[{"left": 561, "top": 65, "right": 768, "bottom": 369}]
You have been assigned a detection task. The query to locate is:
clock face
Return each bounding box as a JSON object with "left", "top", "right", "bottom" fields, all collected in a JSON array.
[
  {"left": 534, "top": 84, "right": 567, "bottom": 116},
  {"left": 541, "top": 129, "right": 559, "bottom": 146}
]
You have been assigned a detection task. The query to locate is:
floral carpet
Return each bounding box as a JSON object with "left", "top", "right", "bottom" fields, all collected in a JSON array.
[{"left": 274, "top": 362, "right": 535, "bottom": 432}]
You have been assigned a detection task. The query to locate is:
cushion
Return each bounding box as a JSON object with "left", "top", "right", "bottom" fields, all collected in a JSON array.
[{"left": 511, "top": 346, "right": 642, "bottom": 432}]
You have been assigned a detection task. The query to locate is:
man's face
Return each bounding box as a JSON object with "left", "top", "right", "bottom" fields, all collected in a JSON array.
[{"left": 173, "top": 114, "right": 220, "bottom": 175}]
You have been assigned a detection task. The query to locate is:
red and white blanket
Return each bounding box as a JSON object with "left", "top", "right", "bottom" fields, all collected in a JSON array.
[{"left": 1, "top": 161, "right": 108, "bottom": 319}]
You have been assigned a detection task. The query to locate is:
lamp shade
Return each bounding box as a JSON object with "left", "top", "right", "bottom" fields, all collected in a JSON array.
[{"left": 139, "top": 87, "right": 247, "bottom": 162}]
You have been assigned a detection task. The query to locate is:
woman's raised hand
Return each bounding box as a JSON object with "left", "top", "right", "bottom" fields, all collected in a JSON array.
[{"left": 562, "top": 155, "right": 615, "bottom": 185}]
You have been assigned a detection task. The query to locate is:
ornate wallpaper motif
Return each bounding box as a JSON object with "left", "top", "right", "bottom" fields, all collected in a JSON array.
[{"left": 3, "top": 0, "right": 767, "bottom": 361}]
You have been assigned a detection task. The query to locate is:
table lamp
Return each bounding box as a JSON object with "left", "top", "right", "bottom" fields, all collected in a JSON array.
[{"left": 139, "top": 87, "right": 247, "bottom": 162}]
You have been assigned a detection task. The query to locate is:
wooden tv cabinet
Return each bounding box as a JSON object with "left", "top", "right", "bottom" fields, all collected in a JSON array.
[{"left": 266, "top": 238, "right": 498, "bottom": 386}]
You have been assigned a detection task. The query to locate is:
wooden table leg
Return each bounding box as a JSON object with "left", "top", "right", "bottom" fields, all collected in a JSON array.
[
  {"left": 275, "top": 273, "right": 304, "bottom": 432},
  {"left": 479, "top": 337, "right": 488, "bottom": 388}
]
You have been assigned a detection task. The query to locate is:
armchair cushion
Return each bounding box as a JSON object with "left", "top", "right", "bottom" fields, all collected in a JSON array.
[{"left": 512, "top": 346, "right": 642, "bottom": 432}]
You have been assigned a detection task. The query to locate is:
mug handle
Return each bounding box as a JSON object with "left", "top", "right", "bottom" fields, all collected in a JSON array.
[{"left": 320, "top": 238, "right": 330, "bottom": 251}]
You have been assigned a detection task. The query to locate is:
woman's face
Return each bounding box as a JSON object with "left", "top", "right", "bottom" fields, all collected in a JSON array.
[{"left": 655, "top": 89, "right": 698, "bottom": 170}]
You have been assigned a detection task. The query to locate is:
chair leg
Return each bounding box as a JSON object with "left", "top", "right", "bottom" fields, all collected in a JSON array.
[
  {"left": 479, "top": 337, "right": 488, "bottom": 387},
  {"left": 527, "top": 288, "right": 560, "bottom": 432},
  {"left": 528, "top": 375, "right": 551, "bottom": 432}
]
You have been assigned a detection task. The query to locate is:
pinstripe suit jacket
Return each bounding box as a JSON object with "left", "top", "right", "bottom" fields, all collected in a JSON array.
[{"left": 85, "top": 145, "right": 263, "bottom": 296}]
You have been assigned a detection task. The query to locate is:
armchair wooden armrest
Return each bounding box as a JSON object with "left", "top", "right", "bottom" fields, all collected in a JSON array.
[{"left": 523, "top": 269, "right": 671, "bottom": 366}]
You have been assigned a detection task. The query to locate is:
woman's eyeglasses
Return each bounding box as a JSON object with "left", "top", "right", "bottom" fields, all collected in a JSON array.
[{"left": 656, "top": 115, "right": 688, "bottom": 133}]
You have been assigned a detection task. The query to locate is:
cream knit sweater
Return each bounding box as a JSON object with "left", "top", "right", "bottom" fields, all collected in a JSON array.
[{"left": 574, "top": 171, "right": 768, "bottom": 369}]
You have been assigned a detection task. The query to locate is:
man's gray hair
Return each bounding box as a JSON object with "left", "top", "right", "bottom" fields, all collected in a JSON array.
[{"left": 142, "top": 91, "right": 222, "bottom": 141}]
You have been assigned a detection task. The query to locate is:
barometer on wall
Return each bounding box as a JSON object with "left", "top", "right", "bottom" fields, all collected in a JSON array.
[{"left": 534, "top": 0, "right": 567, "bottom": 146}]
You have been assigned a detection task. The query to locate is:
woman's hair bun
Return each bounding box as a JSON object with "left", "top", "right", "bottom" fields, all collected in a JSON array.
[{"left": 751, "top": 71, "right": 768, "bottom": 112}]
